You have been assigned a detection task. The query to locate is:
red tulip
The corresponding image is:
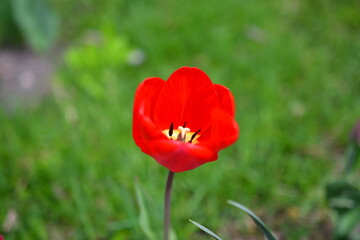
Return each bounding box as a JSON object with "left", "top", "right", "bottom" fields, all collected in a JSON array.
[{"left": 133, "top": 67, "right": 239, "bottom": 172}]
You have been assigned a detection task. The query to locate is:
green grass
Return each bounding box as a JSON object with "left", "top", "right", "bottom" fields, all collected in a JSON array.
[{"left": 1, "top": 0, "right": 360, "bottom": 239}]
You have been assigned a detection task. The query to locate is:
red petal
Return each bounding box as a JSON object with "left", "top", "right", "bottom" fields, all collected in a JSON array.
[
  {"left": 214, "top": 84, "right": 236, "bottom": 117},
  {"left": 133, "top": 77, "right": 165, "bottom": 153},
  {"left": 148, "top": 139, "right": 218, "bottom": 172},
  {"left": 153, "top": 67, "right": 219, "bottom": 132},
  {"left": 133, "top": 77, "right": 164, "bottom": 117},
  {"left": 135, "top": 107, "right": 169, "bottom": 154},
  {"left": 201, "top": 108, "right": 239, "bottom": 151}
]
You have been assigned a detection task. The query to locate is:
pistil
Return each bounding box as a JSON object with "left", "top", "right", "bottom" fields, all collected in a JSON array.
[{"left": 177, "top": 126, "right": 190, "bottom": 143}]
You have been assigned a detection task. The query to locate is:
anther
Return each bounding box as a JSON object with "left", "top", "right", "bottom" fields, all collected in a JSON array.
[
  {"left": 183, "top": 122, "right": 187, "bottom": 128},
  {"left": 169, "top": 122, "right": 174, "bottom": 137},
  {"left": 189, "top": 129, "right": 201, "bottom": 143}
]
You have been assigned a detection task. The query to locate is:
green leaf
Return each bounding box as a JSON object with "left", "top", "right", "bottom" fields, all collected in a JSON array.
[
  {"left": 134, "top": 181, "right": 157, "bottom": 240},
  {"left": 326, "top": 181, "right": 360, "bottom": 214},
  {"left": 0, "top": 0, "right": 22, "bottom": 45},
  {"left": 336, "top": 205, "right": 360, "bottom": 238},
  {"left": 189, "top": 219, "right": 223, "bottom": 240},
  {"left": 326, "top": 181, "right": 360, "bottom": 239},
  {"left": 11, "top": 0, "right": 59, "bottom": 52},
  {"left": 228, "top": 200, "right": 277, "bottom": 240}
]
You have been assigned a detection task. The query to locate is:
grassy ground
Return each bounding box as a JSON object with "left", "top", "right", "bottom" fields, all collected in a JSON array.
[{"left": 1, "top": 0, "right": 360, "bottom": 239}]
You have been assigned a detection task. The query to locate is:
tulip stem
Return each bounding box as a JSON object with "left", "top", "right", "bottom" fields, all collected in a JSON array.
[{"left": 164, "top": 170, "right": 175, "bottom": 240}]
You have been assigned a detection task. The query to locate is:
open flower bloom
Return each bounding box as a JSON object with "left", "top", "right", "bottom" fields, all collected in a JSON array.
[{"left": 132, "top": 67, "right": 239, "bottom": 172}]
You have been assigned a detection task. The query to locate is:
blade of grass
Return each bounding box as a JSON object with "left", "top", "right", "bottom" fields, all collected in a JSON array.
[
  {"left": 228, "top": 200, "right": 277, "bottom": 240},
  {"left": 134, "top": 180, "right": 156, "bottom": 240},
  {"left": 189, "top": 219, "right": 223, "bottom": 240}
]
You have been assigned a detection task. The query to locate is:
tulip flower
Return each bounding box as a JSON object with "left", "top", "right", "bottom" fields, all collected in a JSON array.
[
  {"left": 133, "top": 67, "right": 239, "bottom": 240},
  {"left": 133, "top": 66, "right": 239, "bottom": 172}
]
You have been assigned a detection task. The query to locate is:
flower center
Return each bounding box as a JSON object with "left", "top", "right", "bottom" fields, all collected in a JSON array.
[{"left": 162, "top": 122, "right": 201, "bottom": 144}]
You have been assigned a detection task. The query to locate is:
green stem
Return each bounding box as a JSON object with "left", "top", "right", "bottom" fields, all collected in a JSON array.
[{"left": 164, "top": 170, "right": 175, "bottom": 240}]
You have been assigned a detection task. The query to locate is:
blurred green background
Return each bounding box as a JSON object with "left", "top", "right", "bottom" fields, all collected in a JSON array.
[{"left": 1, "top": 0, "right": 360, "bottom": 239}]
